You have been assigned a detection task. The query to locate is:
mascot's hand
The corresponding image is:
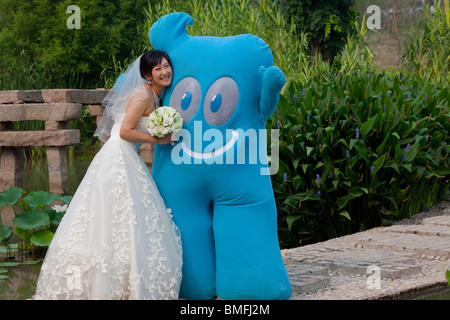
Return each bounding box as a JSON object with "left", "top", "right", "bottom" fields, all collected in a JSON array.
[
  {"left": 258, "top": 66, "right": 286, "bottom": 122},
  {"left": 258, "top": 66, "right": 286, "bottom": 95}
]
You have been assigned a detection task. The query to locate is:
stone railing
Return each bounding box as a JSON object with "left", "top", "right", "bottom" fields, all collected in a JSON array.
[{"left": 0, "top": 89, "right": 154, "bottom": 194}]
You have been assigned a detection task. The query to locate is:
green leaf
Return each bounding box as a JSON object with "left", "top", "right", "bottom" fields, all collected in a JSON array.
[
  {"left": 401, "top": 164, "right": 413, "bottom": 172},
  {"left": 359, "top": 115, "right": 377, "bottom": 136},
  {"left": 24, "top": 191, "right": 58, "bottom": 209},
  {"left": 349, "top": 139, "right": 359, "bottom": 150},
  {"left": 340, "top": 211, "right": 351, "bottom": 220},
  {"left": 371, "top": 153, "right": 387, "bottom": 175},
  {"left": 14, "top": 227, "right": 31, "bottom": 240},
  {"left": 45, "top": 209, "right": 65, "bottom": 227},
  {"left": 446, "top": 270, "right": 450, "bottom": 286},
  {"left": 12, "top": 210, "right": 49, "bottom": 230},
  {"left": 30, "top": 229, "right": 54, "bottom": 247},
  {"left": 432, "top": 166, "right": 450, "bottom": 176},
  {"left": 286, "top": 215, "right": 302, "bottom": 231},
  {"left": 302, "top": 164, "right": 310, "bottom": 174},
  {"left": 349, "top": 187, "right": 369, "bottom": 197},
  {"left": 337, "top": 195, "right": 351, "bottom": 209},
  {"left": 0, "top": 262, "right": 20, "bottom": 267},
  {"left": 387, "top": 161, "right": 399, "bottom": 173},
  {"left": 0, "top": 225, "right": 13, "bottom": 244},
  {"left": 283, "top": 198, "right": 299, "bottom": 209},
  {"left": 57, "top": 195, "right": 73, "bottom": 204},
  {"left": 0, "top": 187, "right": 25, "bottom": 208}
]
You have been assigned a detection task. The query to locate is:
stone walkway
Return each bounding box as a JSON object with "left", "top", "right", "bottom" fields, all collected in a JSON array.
[{"left": 282, "top": 201, "right": 450, "bottom": 300}]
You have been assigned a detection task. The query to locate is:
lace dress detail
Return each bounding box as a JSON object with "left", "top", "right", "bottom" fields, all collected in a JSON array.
[{"left": 33, "top": 114, "right": 182, "bottom": 300}]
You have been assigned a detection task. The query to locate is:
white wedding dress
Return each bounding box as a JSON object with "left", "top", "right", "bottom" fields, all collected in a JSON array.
[{"left": 33, "top": 113, "right": 183, "bottom": 300}]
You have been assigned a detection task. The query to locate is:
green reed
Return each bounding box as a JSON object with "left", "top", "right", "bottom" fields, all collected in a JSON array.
[{"left": 401, "top": 0, "right": 450, "bottom": 84}]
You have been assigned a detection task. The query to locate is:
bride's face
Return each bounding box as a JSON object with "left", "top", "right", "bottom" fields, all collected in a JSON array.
[{"left": 150, "top": 57, "right": 172, "bottom": 88}]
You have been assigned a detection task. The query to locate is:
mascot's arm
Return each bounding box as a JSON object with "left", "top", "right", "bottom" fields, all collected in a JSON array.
[{"left": 258, "top": 66, "right": 286, "bottom": 123}]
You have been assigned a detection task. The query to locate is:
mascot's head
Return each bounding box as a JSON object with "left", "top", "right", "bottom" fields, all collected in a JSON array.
[{"left": 149, "top": 12, "right": 275, "bottom": 163}]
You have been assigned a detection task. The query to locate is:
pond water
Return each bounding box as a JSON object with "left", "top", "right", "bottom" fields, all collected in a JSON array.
[
  {"left": 23, "top": 152, "right": 95, "bottom": 196},
  {"left": 417, "top": 288, "right": 450, "bottom": 300},
  {"left": 1, "top": 153, "right": 94, "bottom": 300},
  {"left": 0, "top": 245, "right": 42, "bottom": 300}
]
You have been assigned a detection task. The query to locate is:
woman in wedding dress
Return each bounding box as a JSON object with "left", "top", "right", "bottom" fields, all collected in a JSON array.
[{"left": 33, "top": 51, "right": 183, "bottom": 300}]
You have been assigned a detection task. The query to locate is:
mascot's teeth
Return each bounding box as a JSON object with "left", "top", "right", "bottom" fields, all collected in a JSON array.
[{"left": 181, "top": 130, "right": 239, "bottom": 159}]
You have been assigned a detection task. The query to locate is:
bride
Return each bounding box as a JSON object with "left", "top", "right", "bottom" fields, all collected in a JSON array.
[{"left": 33, "top": 51, "right": 183, "bottom": 300}]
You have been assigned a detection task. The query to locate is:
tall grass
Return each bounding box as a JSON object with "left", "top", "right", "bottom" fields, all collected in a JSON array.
[
  {"left": 0, "top": 50, "right": 84, "bottom": 91},
  {"left": 142, "top": 0, "right": 318, "bottom": 86},
  {"left": 401, "top": 0, "right": 450, "bottom": 83}
]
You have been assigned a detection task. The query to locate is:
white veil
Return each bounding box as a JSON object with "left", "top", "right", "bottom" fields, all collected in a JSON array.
[{"left": 94, "top": 54, "right": 147, "bottom": 142}]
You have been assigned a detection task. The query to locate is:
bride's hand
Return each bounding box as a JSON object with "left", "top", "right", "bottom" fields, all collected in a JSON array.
[{"left": 155, "top": 133, "right": 173, "bottom": 145}]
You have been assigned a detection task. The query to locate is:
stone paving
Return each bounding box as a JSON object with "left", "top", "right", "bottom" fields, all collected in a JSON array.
[{"left": 282, "top": 201, "right": 450, "bottom": 300}]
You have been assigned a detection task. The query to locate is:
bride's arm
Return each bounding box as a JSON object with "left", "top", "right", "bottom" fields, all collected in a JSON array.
[{"left": 120, "top": 99, "right": 172, "bottom": 144}]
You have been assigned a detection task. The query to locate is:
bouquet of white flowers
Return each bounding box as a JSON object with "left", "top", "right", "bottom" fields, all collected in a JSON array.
[{"left": 146, "top": 106, "right": 183, "bottom": 138}]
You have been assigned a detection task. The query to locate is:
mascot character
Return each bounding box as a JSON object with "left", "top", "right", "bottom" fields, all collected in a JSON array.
[{"left": 150, "top": 12, "right": 292, "bottom": 300}]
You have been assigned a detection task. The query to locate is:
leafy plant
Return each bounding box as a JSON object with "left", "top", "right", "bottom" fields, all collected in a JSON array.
[
  {"left": 282, "top": 0, "right": 358, "bottom": 61},
  {"left": 270, "top": 71, "right": 449, "bottom": 249},
  {"left": 0, "top": 0, "right": 150, "bottom": 89},
  {"left": 0, "top": 187, "right": 71, "bottom": 257}
]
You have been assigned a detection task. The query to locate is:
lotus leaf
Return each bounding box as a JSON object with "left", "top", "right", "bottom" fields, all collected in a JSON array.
[
  {"left": 30, "top": 230, "right": 54, "bottom": 247},
  {"left": 12, "top": 211, "right": 49, "bottom": 231},
  {"left": 24, "top": 191, "right": 59, "bottom": 209},
  {"left": 0, "top": 187, "right": 25, "bottom": 208}
]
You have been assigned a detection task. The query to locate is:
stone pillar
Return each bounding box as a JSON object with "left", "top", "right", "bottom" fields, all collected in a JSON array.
[
  {"left": 139, "top": 143, "right": 154, "bottom": 173},
  {"left": 0, "top": 147, "right": 25, "bottom": 192},
  {"left": 45, "top": 121, "right": 69, "bottom": 194},
  {"left": 46, "top": 147, "right": 68, "bottom": 195},
  {"left": 0, "top": 122, "right": 25, "bottom": 192}
]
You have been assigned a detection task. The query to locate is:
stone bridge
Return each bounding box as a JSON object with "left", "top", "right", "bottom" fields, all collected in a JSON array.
[{"left": 0, "top": 89, "right": 154, "bottom": 195}]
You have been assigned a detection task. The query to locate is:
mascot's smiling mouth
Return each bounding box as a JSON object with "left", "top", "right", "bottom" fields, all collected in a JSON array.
[{"left": 181, "top": 130, "right": 239, "bottom": 159}]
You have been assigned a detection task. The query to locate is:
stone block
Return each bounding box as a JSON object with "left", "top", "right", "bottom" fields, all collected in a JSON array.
[
  {"left": 0, "top": 90, "right": 44, "bottom": 104},
  {"left": 45, "top": 121, "right": 70, "bottom": 131},
  {"left": 88, "top": 104, "right": 105, "bottom": 117},
  {"left": 41, "top": 89, "right": 108, "bottom": 104},
  {"left": 0, "top": 130, "right": 80, "bottom": 147},
  {"left": 0, "top": 103, "right": 82, "bottom": 121}
]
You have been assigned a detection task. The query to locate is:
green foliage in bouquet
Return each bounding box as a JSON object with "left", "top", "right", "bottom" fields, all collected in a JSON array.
[
  {"left": 0, "top": 187, "right": 72, "bottom": 256},
  {"left": 269, "top": 72, "right": 449, "bottom": 249}
]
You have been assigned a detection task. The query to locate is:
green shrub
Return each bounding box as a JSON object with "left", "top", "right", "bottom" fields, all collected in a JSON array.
[
  {"left": 0, "top": 0, "right": 150, "bottom": 89},
  {"left": 270, "top": 71, "right": 450, "bottom": 248},
  {"left": 282, "top": 0, "right": 358, "bottom": 61}
]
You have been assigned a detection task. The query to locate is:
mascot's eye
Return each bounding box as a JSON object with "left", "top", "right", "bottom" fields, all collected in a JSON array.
[
  {"left": 204, "top": 77, "right": 239, "bottom": 126},
  {"left": 170, "top": 77, "right": 201, "bottom": 123}
]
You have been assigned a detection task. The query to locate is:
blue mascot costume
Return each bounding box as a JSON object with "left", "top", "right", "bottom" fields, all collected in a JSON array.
[{"left": 149, "top": 12, "right": 292, "bottom": 300}]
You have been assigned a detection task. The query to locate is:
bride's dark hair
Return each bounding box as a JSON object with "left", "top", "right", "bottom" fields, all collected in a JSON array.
[{"left": 139, "top": 50, "right": 172, "bottom": 79}]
